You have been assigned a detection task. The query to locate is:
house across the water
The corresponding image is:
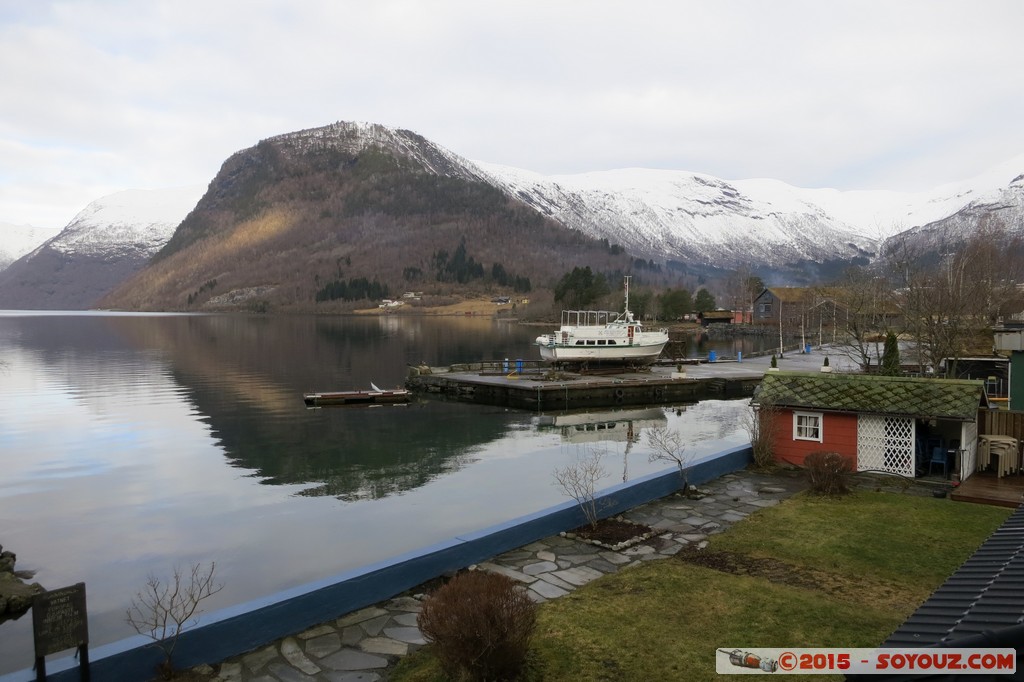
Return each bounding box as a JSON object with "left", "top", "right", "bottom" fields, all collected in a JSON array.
[{"left": 697, "top": 309, "right": 736, "bottom": 327}]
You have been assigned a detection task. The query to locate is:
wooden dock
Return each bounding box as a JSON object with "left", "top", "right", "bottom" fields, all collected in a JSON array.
[
  {"left": 405, "top": 361, "right": 762, "bottom": 410},
  {"left": 952, "top": 471, "right": 1024, "bottom": 508}
]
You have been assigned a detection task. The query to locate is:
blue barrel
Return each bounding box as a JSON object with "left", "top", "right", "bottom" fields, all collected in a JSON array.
[
  {"left": 737, "top": 351, "right": 742, "bottom": 363},
  {"left": 503, "top": 358, "right": 509, "bottom": 372},
  {"left": 709, "top": 350, "right": 717, "bottom": 362},
  {"left": 805, "top": 344, "right": 812, "bottom": 354},
  {"left": 516, "top": 358, "right": 524, "bottom": 373}
]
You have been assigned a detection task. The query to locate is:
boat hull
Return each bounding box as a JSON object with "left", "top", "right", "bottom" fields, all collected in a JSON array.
[{"left": 536, "top": 339, "right": 667, "bottom": 363}]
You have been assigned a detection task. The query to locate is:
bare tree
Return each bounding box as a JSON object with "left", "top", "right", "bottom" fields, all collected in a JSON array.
[
  {"left": 745, "top": 399, "right": 781, "bottom": 469},
  {"left": 645, "top": 427, "right": 693, "bottom": 492},
  {"left": 882, "top": 220, "right": 1023, "bottom": 375},
  {"left": 553, "top": 448, "right": 607, "bottom": 529},
  {"left": 721, "top": 265, "right": 763, "bottom": 322},
  {"left": 830, "top": 265, "right": 894, "bottom": 370},
  {"left": 955, "top": 218, "right": 1024, "bottom": 324},
  {"left": 126, "top": 561, "right": 223, "bottom": 678}
]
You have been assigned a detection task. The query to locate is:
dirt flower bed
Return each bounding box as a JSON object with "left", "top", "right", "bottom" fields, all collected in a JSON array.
[{"left": 562, "top": 518, "right": 655, "bottom": 550}]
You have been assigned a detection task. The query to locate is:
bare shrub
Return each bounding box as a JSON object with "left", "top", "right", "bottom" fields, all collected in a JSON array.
[
  {"left": 804, "top": 451, "right": 852, "bottom": 496},
  {"left": 646, "top": 426, "right": 693, "bottom": 491},
  {"left": 126, "top": 561, "right": 223, "bottom": 678},
  {"left": 553, "top": 448, "right": 607, "bottom": 529},
  {"left": 418, "top": 571, "right": 537, "bottom": 681},
  {"left": 745, "top": 400, "right": 780, "bottom": 469}
]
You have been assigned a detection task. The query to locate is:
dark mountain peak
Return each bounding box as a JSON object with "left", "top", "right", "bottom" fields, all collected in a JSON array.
[
  {"left": 156, "top": 121, "right": 489, "bottom": 261},
  {"left": 263, "top": 121, "right": 485, "bottom": 181}
]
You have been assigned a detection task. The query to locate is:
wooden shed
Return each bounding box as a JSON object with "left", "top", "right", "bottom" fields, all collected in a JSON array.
[
  {"left": 752, "top": 371, "right": 991, "bottom": 480},
  {"left": 697, "top": 309, "right": 735, "bottom": 327}
]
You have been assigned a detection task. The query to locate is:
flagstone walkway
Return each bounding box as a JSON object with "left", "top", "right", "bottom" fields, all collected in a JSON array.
[{"left": 191, "top": 469, "right": 809, "bottom": 681}]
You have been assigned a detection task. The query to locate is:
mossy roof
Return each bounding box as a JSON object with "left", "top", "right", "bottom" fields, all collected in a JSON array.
[{"left": 752, "top": 371, "right": 988, "bottom": 421}]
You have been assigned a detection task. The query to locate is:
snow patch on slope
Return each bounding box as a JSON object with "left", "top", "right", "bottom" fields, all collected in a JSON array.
[{"left": 48, "top": 186, "right": 205, "bottom": 257}]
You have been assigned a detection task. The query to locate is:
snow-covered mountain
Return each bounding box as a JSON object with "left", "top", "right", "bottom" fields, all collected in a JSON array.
[
  {"left": 874, "top": 167, "right": 1024, "bottom": 253},
  {"left": 477, "top": 164, "right": 874, "bottom": 271},
  {"left": 0, "top": 223, "right": 61, "bottom": 271},
  {"left": 4, "top": 119, "right": 1024, "bottom": 311},
  {"left": 475, "top": 152, "right": 1024, "bottom": 273},
  {"left": 246, "top": 122, "right": 1024, "bottom": 277},
  {"left": 0, "top": 186, "right": 204, "bottom": 309}
]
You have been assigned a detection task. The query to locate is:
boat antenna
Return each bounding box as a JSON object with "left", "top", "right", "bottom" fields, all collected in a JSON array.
[{"left": 623, "top": 275, "right": 631, "bottom": 318}]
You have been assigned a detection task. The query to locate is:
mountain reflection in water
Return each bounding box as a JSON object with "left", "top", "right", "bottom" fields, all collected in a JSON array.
[{"left": 0, "top": 312, "right": 752, "bottom": 674}]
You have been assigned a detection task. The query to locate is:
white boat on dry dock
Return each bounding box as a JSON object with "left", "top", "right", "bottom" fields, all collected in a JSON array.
[{"left": 535, "top": 276, "right": 669, "bottom": 364}]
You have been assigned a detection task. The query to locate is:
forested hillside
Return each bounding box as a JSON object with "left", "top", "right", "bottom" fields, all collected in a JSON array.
[{"left": 101, "top": 124, "right": 639, "bottom": 312}]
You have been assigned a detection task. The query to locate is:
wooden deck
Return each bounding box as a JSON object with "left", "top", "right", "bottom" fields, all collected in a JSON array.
[{"left": 951, "top": 471, "right": 1024, "bottom": 508}]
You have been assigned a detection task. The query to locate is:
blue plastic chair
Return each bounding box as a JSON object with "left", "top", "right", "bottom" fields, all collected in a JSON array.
[{"left": 928, "top": 446, "right": 948, "bottom": 477}]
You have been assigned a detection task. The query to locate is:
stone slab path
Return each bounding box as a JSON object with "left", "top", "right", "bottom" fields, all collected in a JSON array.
[{"left": 191, "top": 469, "right": 808, "bottom": 681}]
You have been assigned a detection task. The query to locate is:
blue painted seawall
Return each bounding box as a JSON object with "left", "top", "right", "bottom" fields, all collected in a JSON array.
[{"left": 3, "top": 444, "right": 751, "bottom": 682}]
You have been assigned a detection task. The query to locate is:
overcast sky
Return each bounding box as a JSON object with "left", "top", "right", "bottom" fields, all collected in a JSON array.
[{"left": 3, "top": 0, "right": 1024, "bottom": 229}]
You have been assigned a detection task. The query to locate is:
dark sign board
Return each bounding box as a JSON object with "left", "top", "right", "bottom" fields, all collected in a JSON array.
[{"left": 32, "top": 583, "right": 89, "bottom": 657}]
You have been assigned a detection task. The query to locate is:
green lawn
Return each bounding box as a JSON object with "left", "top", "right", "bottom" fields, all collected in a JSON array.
[
  {"left": 392, "top": 491, "right": 1011, "bottom": 682},
  {"left": 710, "top": 490, "right": 1010, "bottom": 602}
]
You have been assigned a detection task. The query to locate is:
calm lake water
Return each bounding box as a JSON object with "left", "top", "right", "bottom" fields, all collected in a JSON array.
[{"left": 0, "top": 312, "right": 760, "bottom": 673}]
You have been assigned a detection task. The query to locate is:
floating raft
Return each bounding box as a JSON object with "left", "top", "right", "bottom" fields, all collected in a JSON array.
[{"left": 303, "top": 388, "right": 411, "bottom": 407}]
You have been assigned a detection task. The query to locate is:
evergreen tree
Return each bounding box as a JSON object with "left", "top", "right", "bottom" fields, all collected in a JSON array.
[
  {"left": 658, "top": 288, "right": 692, "bottom": 320},
  {"left": 694, "top": 288, "right": 716, "bottom": 313},
  {"left": 629, "top": 289, "right": 654, "bottom": 318},
  {"left": 491, "top": 263, "right": 509, "bottom": 286},
  {"left": 554, "top": 267, "right": 609, "bottom": 308},
  {"left": 434, "top": 238, "right": 485, "bottom": 284},
  {"left": 881, "top": 332, "right": 901, "bottom": 376}
]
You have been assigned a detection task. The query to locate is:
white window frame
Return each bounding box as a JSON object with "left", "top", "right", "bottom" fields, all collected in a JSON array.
[{"left": 793, "top": 411, "right": 823, "bottom": 442}]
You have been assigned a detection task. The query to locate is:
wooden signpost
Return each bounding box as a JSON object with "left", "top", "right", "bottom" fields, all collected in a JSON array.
[{"left": 31, "top": 583, "right": 90, "bottom": 681}]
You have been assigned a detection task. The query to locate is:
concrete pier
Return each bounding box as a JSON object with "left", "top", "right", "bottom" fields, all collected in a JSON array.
[
  {"left": 407, "top": 361, "right": 763, "bottom": 409},
  {"left": 406, "top": 347, "right": 852, "bottom": 410}
]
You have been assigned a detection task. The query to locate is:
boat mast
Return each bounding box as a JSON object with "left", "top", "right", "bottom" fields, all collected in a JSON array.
[{"left": 623, "top": 275, "right": 631, "bottom": 318}]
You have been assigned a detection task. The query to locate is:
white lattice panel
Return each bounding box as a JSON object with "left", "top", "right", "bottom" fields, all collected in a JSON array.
[
  {"left": 857, "top": 415, "right": 885, "bottom": 471},
  {"left": 857, "top": 415, "right": 915, "bottom": 476}
]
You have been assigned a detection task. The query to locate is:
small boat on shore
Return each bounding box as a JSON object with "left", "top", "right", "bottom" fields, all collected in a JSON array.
[
  {"left": 303, "top": 383, "right": 411, "bottom": 407},
  {"left": 535, "top": 276, "right": 669, "bottom": 365}
]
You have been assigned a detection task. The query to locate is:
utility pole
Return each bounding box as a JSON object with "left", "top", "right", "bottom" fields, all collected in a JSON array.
[{"left": 778, "top": 297, "right": 784, "bottom": 356}]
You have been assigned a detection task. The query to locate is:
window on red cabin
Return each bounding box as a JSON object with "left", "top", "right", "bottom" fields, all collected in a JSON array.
[{"left": 794, "top": 411, "right": 823, "bottom": 442}]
